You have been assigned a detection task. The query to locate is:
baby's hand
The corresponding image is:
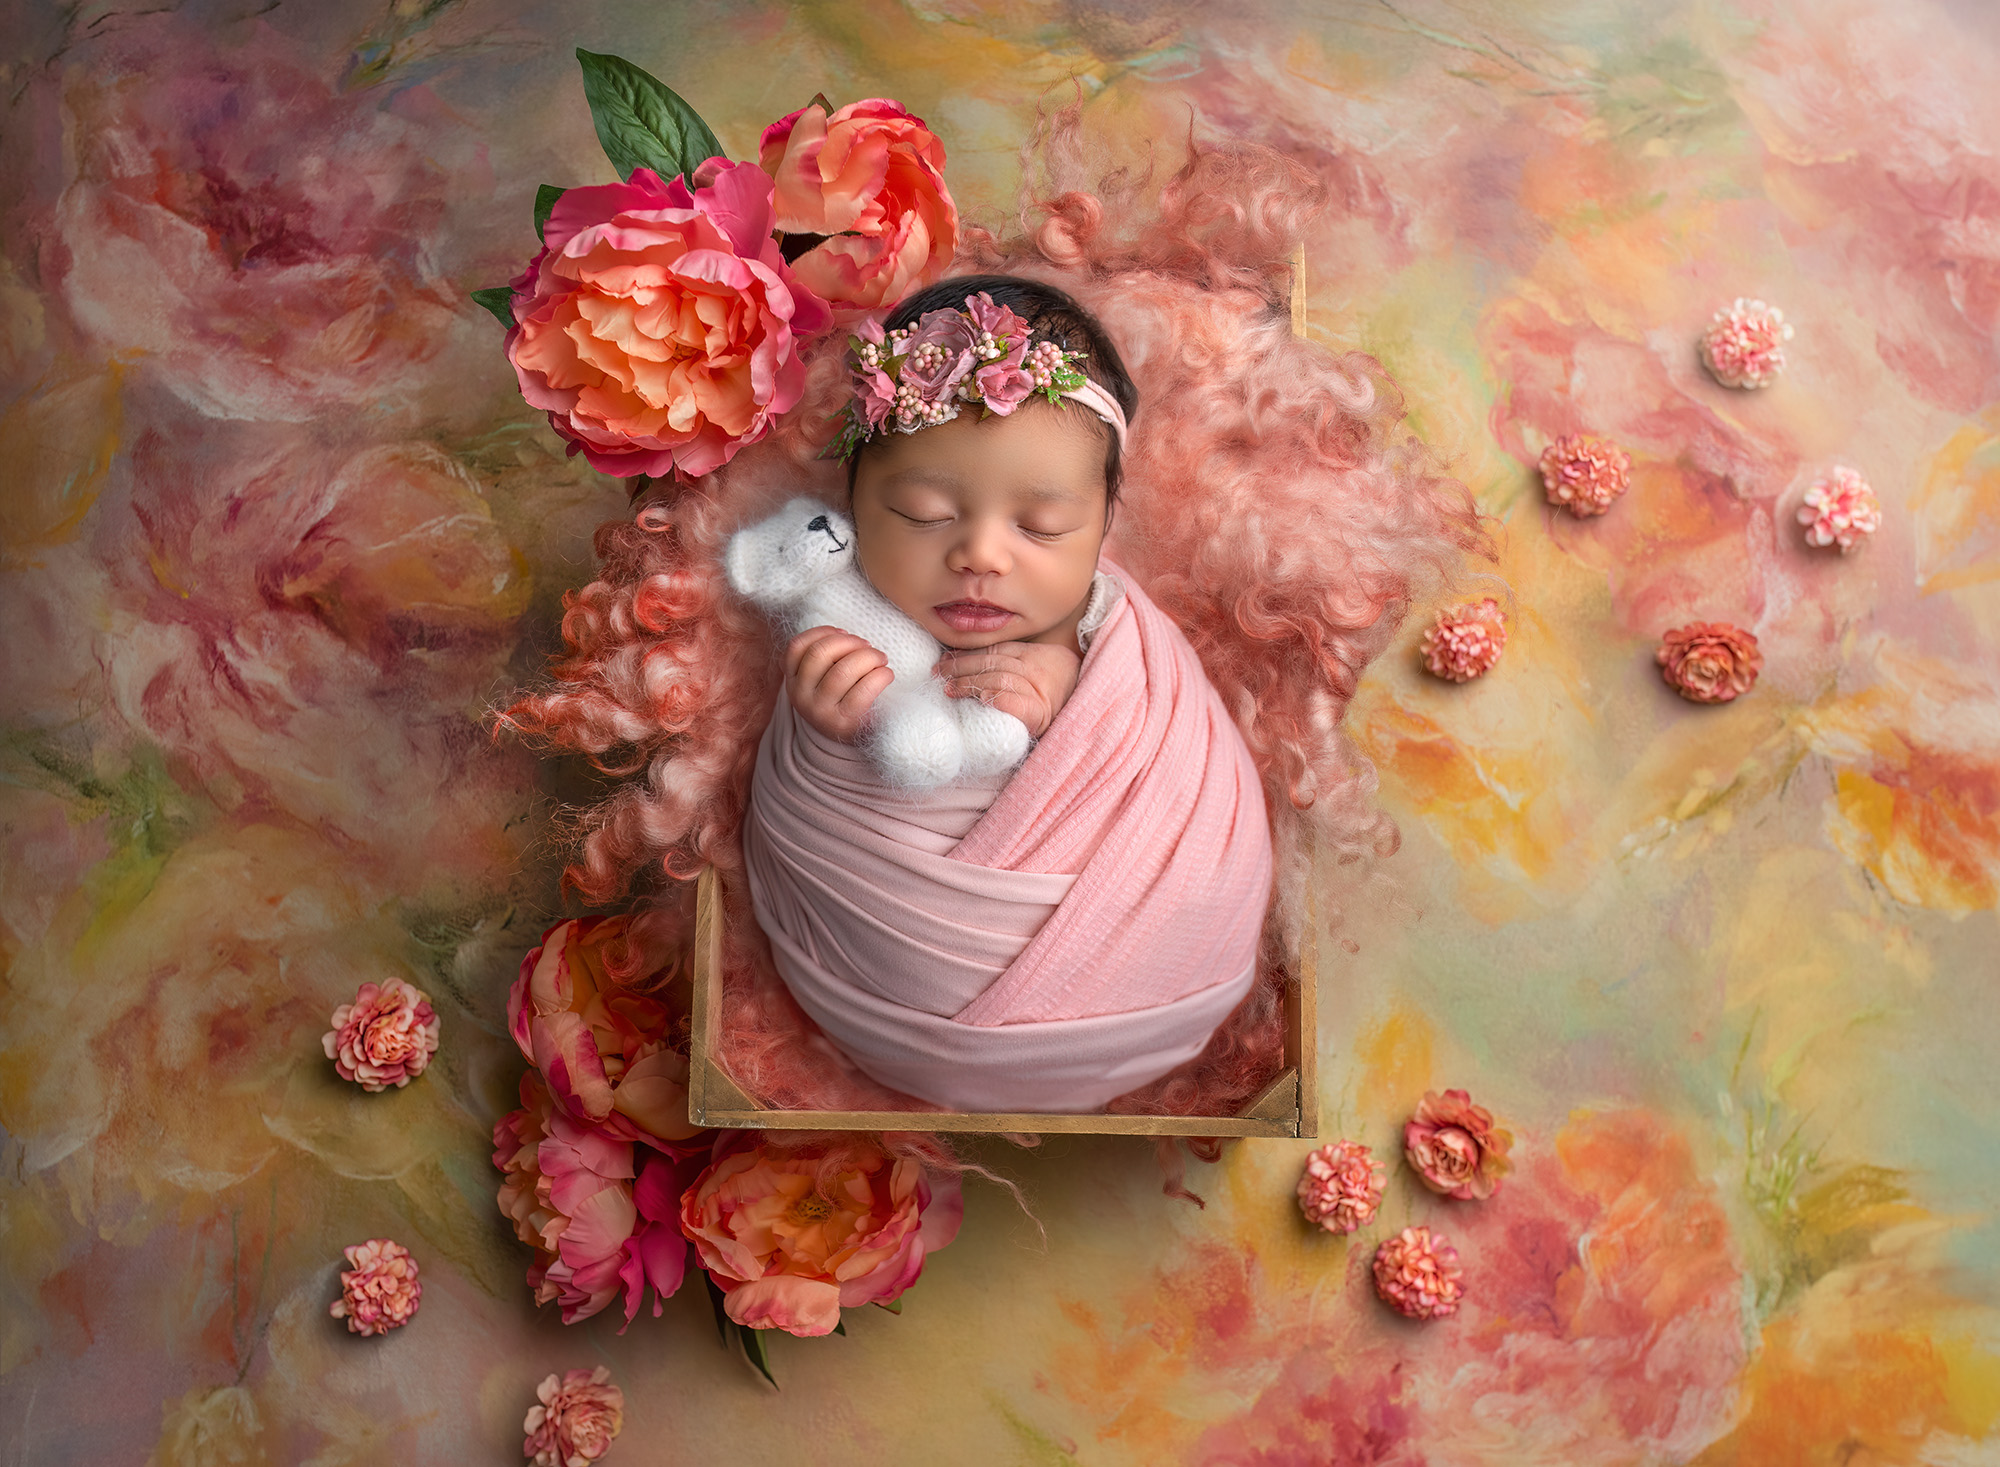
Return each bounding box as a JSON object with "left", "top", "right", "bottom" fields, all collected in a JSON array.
[
  {"left": 785, "top": 626, "right": 894, "bottom": 744},
  {"left": 935, "top": 641, "right": 1082, "bottom": 740}
]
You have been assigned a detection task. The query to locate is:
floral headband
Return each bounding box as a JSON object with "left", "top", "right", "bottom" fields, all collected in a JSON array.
[{"left": 827, "top": 291, "right": 1129, "bottom": 461}]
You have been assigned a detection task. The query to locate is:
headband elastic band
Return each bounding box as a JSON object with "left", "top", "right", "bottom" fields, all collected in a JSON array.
[{"left": 1061, "top": 377, "right": 1129, "bottom": 450}]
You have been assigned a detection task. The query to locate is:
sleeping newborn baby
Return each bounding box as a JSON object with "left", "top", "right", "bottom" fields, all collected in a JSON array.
[{"left": 737, "top": 277, "right": 1274, "bottom": 1113}]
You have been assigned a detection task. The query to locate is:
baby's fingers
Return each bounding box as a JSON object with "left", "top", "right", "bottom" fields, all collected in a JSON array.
[
  {"left": 814, "top": 645, "right": 892, "bottom": 702},
  {"left": 945, "top": 671, "right": 1048, "bottom": 735},
  {"left": 790, "top": 628, "right": 876, "bottom": 684},
  {"left": 837, "top": 662, "right": 896, "bottom": 717}
]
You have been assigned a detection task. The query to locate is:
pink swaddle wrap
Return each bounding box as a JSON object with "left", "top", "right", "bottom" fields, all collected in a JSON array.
[{"left": 740, "top": 563, "right": 1274, "bottom": 1112}]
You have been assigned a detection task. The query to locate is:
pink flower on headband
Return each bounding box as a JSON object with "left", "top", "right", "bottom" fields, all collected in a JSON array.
[
  {"left": 898, "top": 307, "right": 981, "bottom": 400},
  {"left": 849, "top": 319, "right": 897, "bottom": 432}
]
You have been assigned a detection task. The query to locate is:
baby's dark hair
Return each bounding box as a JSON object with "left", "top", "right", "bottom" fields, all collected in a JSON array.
[{"left": 845, "top": 273, "right": 1141, "bottom": 504}]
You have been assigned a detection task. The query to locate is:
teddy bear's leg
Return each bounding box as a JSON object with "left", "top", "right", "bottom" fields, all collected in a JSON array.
[
  {"left": 956, "top": 697, "right": 1033, "bottom": 776},
  {"left": 868, "top": 684, "right": 968, "bottom": 788}
]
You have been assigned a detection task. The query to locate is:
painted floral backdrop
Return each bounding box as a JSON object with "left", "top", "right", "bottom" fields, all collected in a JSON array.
[{"left": 5, "top": 0, "right": 2000, "bottom": 1461}]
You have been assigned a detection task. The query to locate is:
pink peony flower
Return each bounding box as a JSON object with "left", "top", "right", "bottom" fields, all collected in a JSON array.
[
  {"left": 51, "top": 32, "right": 463, "bottom": 424},
  {"left": 1296, "top": 1139, "right": 1387, "bottom": 1235},
  {"left": 680, "top": 1135, "right": 964, "bottom": 1338},
  {"left": 1538, "top": 433, "right": 1632, "bottom": 516},
  {"left": 492, "top": 1073, "right": 695, "bottom": 1328},
  {"left": 1372, "top": 1225, "right": 1465, "bottom": 1320},
  {"left": 759, "top": 99, "right": 959, "bottom": 321},
  {"left": 1656, "top": 622, "right": 1763, "bottom": 704},
  {"left": 1798, "top": 465, "right": 1882, "bottom": 552},
  {"left": 1420, "top": 599, "right": 1508, "bottom": 682},
  {"left": 329, "top": 1238, "right": 421, "bottom": 1336},
  {"left": 1701, "top": 297, "right": 1794, "bottom": 389},
  {"left": 1404, "top": 1089, "right": 1514, "bottom": 1201},
  {"left": 506, "top": 162, "right": 831, "bottom": 480},
  {"left": 509, "top": 916, "right": 702, "bottom": 1148},
  {"left": 322, "top": 977, "right": 440, "bottom": 1092},
  {"left": 523, "top": 1366, "right": 624, "bottom": 1467}
]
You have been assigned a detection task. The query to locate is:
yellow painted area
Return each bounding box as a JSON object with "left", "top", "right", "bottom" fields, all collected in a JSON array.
[
  {"left": 1914, "top": 411, "right": 2000, "bottom": 595},
  {"left": 1353, "top": 1004, "right": 1435, "bottom": 1124},
  {"left": 0, "top": 359, "right": 123, "bottom": 561}
]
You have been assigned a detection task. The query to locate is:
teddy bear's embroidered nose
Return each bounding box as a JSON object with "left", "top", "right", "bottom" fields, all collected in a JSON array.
[{"left": 804, "top": 514, "right": 849, "bottom": 552}]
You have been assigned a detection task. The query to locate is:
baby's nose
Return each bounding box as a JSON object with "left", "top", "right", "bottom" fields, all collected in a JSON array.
[{"left": 947, "top": 521, "right": 1012, "bottom": 575}]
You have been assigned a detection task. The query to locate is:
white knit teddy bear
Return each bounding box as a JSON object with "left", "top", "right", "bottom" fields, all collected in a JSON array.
[{"left": 724, "top": 497, "right": 1033, "bottom": 788}]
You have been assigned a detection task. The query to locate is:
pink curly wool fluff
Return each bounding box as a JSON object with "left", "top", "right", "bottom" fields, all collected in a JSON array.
[
  {"left": 1295, "top": 1139, "right": 1386, "bottom": 1234},
  {"left": 1372, "top": 1225, "right": 1464, "bottom": 1321},
  {"left": 1420, "top": 599, "right": 1507, "bottom": 682},
  {"left": 1538, "top": 432, "right": 1631, "bottom": 516},
  {"left": 321, "top": 977, "right": 440, "bottom": 1092},
  {"left": 524, "top": 1367, "right": 625, "bottom": 1467},
  {"left": 328, "top": 1238, "right": 421, "bottom": 1336},
  {"left": 1700, "top": 297, "right": 1793, "bottom": 389},
  {"left": 1798, "top": 465, "right": 1881, "bottom": 551}
]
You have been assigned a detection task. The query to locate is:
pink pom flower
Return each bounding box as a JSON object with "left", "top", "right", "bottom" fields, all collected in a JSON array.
[
  {"left": 1798, "top": 465, "right": 1881, "bottom": 552},
  {"left": 1404, "top": 1088, "right": 1513, "bottom": 1201},
  {"left": 322, "top": 977, "right": 439, "bottom": 1092},
  {"left": 1656, "top": 622, "right": 1763, "bottom": 704},
  {"left": 329, "top": 1238, "right": 421, "bottom": 1336},
  {"left": 1538, "top": 433, "right": 1632, "bottom": 516},
  {"left": 523, "top": 1366, "right": 625, "bottom": 1467},
  {"left": 1700, "top": 297, "right": 1793, "bottom": 389},
  {"left": 1420, "top": 599, "right": 1507, "bottom": 682},
  {"left": 1296, "top": 1140, "right": 1387, "bottom": 1235},
  {"left": 1372, "top": 1225, "right": 1464, "bottom": 1320}
]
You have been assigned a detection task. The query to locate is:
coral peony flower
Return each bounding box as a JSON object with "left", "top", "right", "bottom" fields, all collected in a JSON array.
[
  {"left": 523, "top": 1366, "right": 624, "bottom": 1467},
  {"left": 680, "top": 1135, "right": 964, "bottom": 1338},
  {"left": 1296, "top": 1139, "right": 1387, "bottom": 1235},
  {"left": 1656, "top": 622, "right": 1763, "bottom": 704},
  {"left": 1372, "top": 1225, "right": 1464, "bottom": 1320},
  {"left": 1700, "top": 298, "right": 1793, "bottom": 389},
  {"left": 506, "top": 162, "right": 831, "bottom": 480},
  {"left": 509, "top": 915, "right": 701, "bottom": 1147},
  {"left": 1404, "top": 1089, "right": 1513, "bottom": 1200},
  {"left": 322, "top": 977, "right": 440, "bottom": 1092},
  {"left": 759, "top": 99, "right": 959, "bottom": 320},
  {"left": 1798, "top": 465, "right": 1882, "bottom": 552},
  {"left": 1419, "top": 599, "right": 1507, "bottom": 683},
  {"left": 1538, "top": 433, "right": 1632, "bottom": 517},
  {"left": 329, "top": 1238, "right": 421, "bottom": 1336},
  {"left": 492, "top": 1073, "right": 695, "bottom": 1327}
]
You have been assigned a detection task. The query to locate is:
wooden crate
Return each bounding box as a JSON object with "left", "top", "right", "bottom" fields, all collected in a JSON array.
[{"left": 685, "top": 865, "right": 1317, "bottom": 1138}]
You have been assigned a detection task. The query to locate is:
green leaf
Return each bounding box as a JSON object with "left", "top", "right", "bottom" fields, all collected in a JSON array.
[
  {"left": 874, "top": 1297, "right": 904, "bottom": 1315},
  {"left": 701, "top": 1272, "right": 731, "bottom": 1347},
  {"left": 805, "top": 91, "right": 833, "bottom": 114},
  {"left": 737, "top": 1322, "right": 779, "bottom": 1389},
  {"left": 469, "top": 286, "right": 514, "bottom": 328},
  {"left": 831, "top": 1318, "right": 847, "bottom": 1336},
  {"left": 534, "top": 184, "right": 565, "bottom": 241},
  {"left": 575, "top": 49, "right": 723, "bottom": 184}
]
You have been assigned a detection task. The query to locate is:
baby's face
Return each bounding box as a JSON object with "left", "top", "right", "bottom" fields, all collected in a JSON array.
[{"left": 849, "top": 400, "right": 1111, "bottom": 652}]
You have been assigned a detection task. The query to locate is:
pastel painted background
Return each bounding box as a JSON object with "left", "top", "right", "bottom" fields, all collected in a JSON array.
[{"left": 5, "top": 0, "right": 2000, "bottom": 1461}]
